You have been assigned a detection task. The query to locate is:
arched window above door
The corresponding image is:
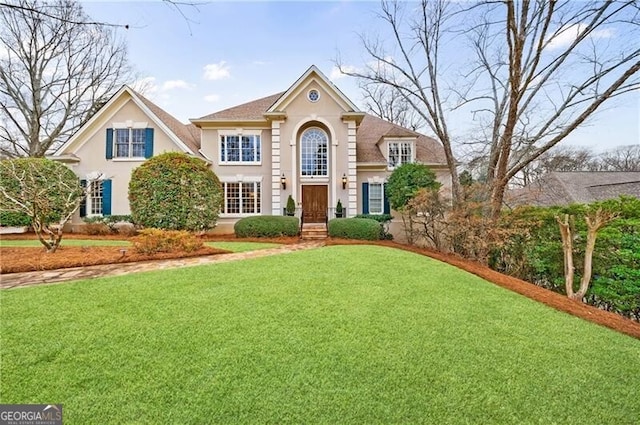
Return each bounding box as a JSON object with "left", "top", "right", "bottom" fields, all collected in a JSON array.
[{"left": 300, "top": 127, "right": 328, "bottom": 177}]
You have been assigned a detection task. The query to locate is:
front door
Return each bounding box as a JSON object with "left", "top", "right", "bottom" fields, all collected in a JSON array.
[{"left": 302, "top": 185, "right": 328, "bottom": 223}]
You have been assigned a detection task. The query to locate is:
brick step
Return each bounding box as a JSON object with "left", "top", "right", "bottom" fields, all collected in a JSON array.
[{"left": 301, "top": 223, "right": 328, "bottom": 240}]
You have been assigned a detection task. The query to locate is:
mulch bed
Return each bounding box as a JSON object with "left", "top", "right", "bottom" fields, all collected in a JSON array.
[
  {"left": 0, "top": 245, "right": 228, "bottom": 274},
  {"left": 327, "top": 239, "right": 640, "bottom": 340}
]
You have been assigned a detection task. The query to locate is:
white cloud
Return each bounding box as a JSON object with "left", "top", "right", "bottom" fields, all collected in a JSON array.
[
  {"left": 330, "top": 65, "right": 358, "bottom": 81},
  {"left": 547, "top": 23, "right": 614, "bottom": 50},
  {"left": 203, "top": 61, "right": 231, "bottom": 80},
  {"left": 162, "top": 79, "right": 194, "bottom": 91},
  {"left": 204, "top": 94, "right": 220, "bottom": 103}
]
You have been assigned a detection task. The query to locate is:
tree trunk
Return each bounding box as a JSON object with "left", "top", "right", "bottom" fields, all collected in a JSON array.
[{"left": 556, "top": 214, "right": 576, "bottom": 299}]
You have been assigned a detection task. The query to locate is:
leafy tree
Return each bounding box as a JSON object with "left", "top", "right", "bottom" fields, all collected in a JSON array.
[
  {"left": 128, "top": 152, "right": 223, "bottom": 232},
  {"left": 0, "top": 0, "right": 131, "bottom": 157},
  {"left": 386, "top": 163, "right": 441, "bottom": 211},
  {"left": 0, "top": 157, "right": 85, "bottom": 252}
]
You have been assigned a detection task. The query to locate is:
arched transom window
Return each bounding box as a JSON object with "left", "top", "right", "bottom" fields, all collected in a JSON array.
[{"left": 300, "top": 127, "right": 328, "bottom": 177}]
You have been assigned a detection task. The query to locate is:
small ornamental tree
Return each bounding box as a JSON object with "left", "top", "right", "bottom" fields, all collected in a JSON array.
[
  {"left": 0, "top": 158, "right": 85, "bottom": 252},
  {"left": 128, "top": 152, "right": 223, "bottom": 231},
  {"left": 386, "top": 163, "right": 441, "bottom": 244}
]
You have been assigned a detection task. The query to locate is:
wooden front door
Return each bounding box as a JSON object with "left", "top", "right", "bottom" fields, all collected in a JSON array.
[{"left": 302, "top": 185, "right": 328, "bottom": 223}]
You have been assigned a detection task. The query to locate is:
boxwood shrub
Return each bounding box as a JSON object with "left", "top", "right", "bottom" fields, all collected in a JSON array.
[
  {"left": 328, "top": 217, "right": 381, "bottom": 240},
  {"left": 0, "top": 211, "right": 31, "bottom": 227},
  {"left": 234, "top": 216, "right": 299, "bottom": 238}
]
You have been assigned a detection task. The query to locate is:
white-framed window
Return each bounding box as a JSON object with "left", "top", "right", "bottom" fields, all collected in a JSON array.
[
  {"left": 223, "top": 181, "right": 261, "bottom": 215},
  {"left": 369, "top": 183, "right": 384, "bottom": 214},
  {"left": 220, "top": 134, "right": 261, "bottom": 164},
  {"left": 88, "top": 180, "right": 104, "bottom": 216},
  {"left": 115, "top": 128, "right": 146, "bottom": 158},
  {"left": 388, "top": 141, "right": 413, "bottom": 169},
  {"left": 300, "top": 127, "right": 328, "bottom": 177}
]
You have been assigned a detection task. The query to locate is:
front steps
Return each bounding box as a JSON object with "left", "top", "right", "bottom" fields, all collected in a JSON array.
[{"left": 301, "top": 223, "right": 328, "bottom": 240}]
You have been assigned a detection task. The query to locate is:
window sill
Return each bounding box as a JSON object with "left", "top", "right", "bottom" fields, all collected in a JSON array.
[
  {"left": 111, "top": 157, "right": 146, "bottom": 162},
  {"left": 220, "top": 213, "right": 262, "bottom": 218},
  {"left": 218, "top": 162, "right": 262, "bottom": 166}
]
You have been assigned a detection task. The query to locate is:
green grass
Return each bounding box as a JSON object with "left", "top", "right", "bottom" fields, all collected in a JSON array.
[
  {"left": 1, "top": 246, "right": 639, "bottom": 424},
  {"left": 205, "top": 241, "right": 280, "bottom": 252},
  {"left": 0, "top": 239, "right": 130, "bottom": 247}
]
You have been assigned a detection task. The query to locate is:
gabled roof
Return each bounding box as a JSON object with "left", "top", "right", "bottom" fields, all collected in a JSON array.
[
  {"left": 193, "top": 92, "right": 284, "bottom": 122},
  {"left": 267, "top": 65, "right": 360, "bottom": 113},
  {"left": 356, "top": 115, "right": 447, "bottom": 165},
  {"left": 508, "top": 171, "right": 640, "bottom": 206},
  {"left": 54, "top": 86, "right": 201, "bottom": 158},
  {"left": 132, "top": 89, "right": 201, "bottom": 154}
]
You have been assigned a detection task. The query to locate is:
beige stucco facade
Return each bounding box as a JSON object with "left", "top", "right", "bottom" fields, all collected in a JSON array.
[{"left": 54, "top": 66, "right": 452, "bottom": 235}]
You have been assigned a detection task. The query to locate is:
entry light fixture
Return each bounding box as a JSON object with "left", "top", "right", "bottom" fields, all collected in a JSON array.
[
  {"left": 281, "top": 174, "right": 287, "bottom": 190},
  {"left": 341, "top": 174, "right": 348, "bottom": 190}
]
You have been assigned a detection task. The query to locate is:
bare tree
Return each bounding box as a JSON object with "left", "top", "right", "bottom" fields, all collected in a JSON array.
[
  {"left": 339, "top": 0, "right": 640, "bottom": 218},
  {"left": 597, "top": 144, "right": 640, "bottom": 171},
  {"left": 0, "top": 0, "right": 132, "bottom": 157},
  {"left": 360, "top": 81, "right": 424, "bottom": 130}
]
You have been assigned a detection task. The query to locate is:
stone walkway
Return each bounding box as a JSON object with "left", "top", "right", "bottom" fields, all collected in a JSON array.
[{"left": 0, "top": 241, "right": 325, "bottom": 289}]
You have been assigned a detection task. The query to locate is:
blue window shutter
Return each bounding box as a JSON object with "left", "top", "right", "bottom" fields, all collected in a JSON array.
[
  {"left": 383, "top": 183, "right": 390, "bottom": 214},
  {"left": 106, "top": 129, "right": 113, "bottom": 159},
  {"left": 102, "top": 179, "right": 112, "bottom": 216},
  {"left": 144, "top": 128, "right": 154, "bottom": 158},
  {"left": 362, "top": 182, "right": 369, "bottom": 214},
  {"left": 79, "top": 179, "right": 87, "bottom": 217}
]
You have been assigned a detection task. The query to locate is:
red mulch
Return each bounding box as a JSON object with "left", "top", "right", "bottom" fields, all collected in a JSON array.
[
  {"left": 0, "top": 245, "right": 228, "bottom": 274},
  {"left": 0, "top": 233, "right": 300, "bottom": 274},
  {"left": 326, "top": 239, "right": 640, "bottom": 340}
]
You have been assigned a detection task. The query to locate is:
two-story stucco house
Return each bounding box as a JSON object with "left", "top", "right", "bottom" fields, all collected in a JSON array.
[{"left": 53, "top": 65, "right": 451, "bottom": 234}]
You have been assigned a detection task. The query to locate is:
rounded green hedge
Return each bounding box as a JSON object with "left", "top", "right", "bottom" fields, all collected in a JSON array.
[
  {"left": 234, "top": 216, "right": 300, "bottom": 238},
  {"left": 128, "top": 153, "right": 223, "bottom": 231},
  {"left": 328, "top": 218, "right": 381, "bottom": 240}
]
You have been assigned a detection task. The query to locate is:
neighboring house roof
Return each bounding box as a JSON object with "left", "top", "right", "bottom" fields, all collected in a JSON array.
[
  {"left": 356, "top": 114, "right": 447, "bottom": 165},
  {"left": 54, "top": 85, "right": 202, "bottom": 159},
  {"left": 508, "top": 171, "right": 640, "bottom": 206},
  {"left": 195, "top": 92, "right": 285, "bottom": 121}
]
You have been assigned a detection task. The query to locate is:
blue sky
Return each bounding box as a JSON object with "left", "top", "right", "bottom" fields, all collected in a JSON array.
[{"left": 82, "top": 1, "right": 639, "bottom": 152}]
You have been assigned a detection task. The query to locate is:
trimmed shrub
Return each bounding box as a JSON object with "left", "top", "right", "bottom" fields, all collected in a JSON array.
[
  {"left": 355, "top": 214, "right": 394, "bottom": 240},
  {"left": 386, "top": 163, "right": 441, "bottom": 210},
  {"left": 129, "top": 153, "right": 223, "bottom": 231},
  {"left": 235, "top": 216, "right": 299, "bottom": 238},
  {"left": 83, "top": 215, "right": 134, "bottom": 234},
  {"left": 328, "top": 217, "right": 381, "bottom": 240},
  {"left": 0, "top": 211, "right": 31, "bottom": 227},
  {"left": 132, "top": 229, "right": 203, "bottom": 254}
]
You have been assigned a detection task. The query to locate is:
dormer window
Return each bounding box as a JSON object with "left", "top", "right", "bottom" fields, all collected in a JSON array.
[{"left": 388, "top": 140, "right": 414, "bottom": 169}]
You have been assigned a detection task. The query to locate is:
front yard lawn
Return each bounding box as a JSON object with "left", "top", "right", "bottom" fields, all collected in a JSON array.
[{"left": 1, "top": 245, "right": 639, "bottom": 424}]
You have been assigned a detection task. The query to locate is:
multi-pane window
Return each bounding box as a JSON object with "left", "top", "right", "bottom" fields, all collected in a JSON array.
[
  {"left": 223, "top": 182, "right": 261, "bottom": 215},
  {"left": 115, "top": 128, "right": 146, "bottom": 158},
  {"left": 89, "top": 181, "right": 103, "bottom": 215},
  {"left": 369, "top": 183, "right": 384, "bottom": 214},
  {"left": 220, "top": 135, "right": 261, "bottom": 163},
  {"left": 388, "top": 141, "right": 413, "bottom": 168},
  {"left": 301, "top": 128, "right": 328, "bottom": 176}
]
